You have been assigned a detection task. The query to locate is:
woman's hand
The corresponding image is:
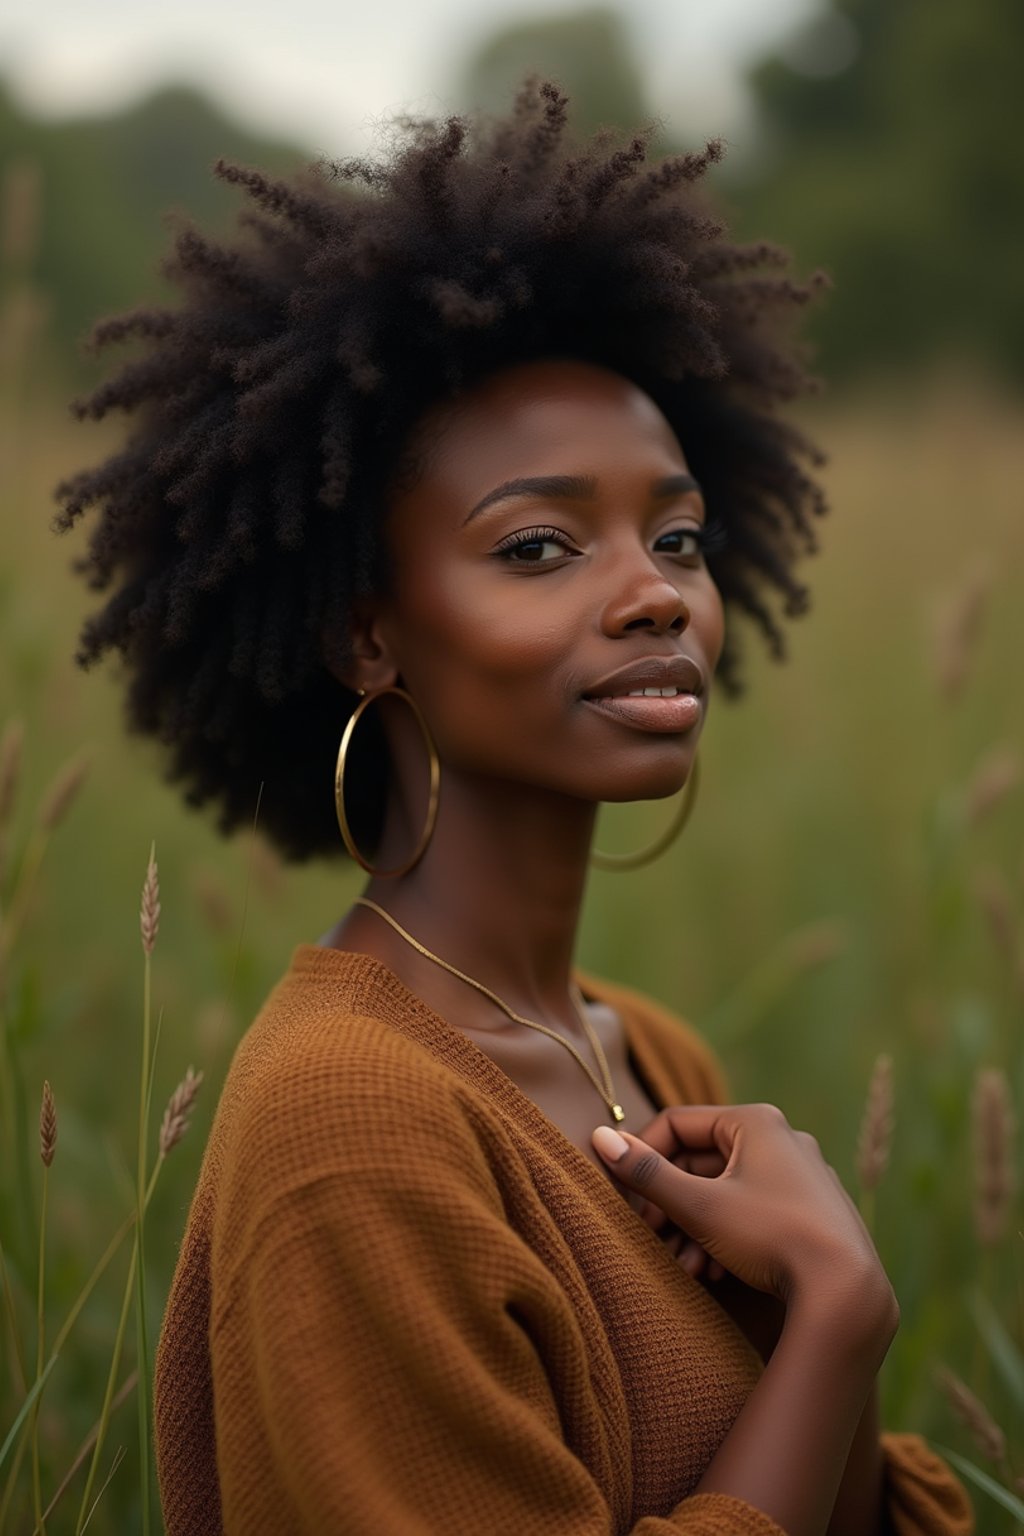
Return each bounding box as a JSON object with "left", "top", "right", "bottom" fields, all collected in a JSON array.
[
  {"left": 630, "top": 1107, "right": 728, "bottom": 1281},
  {"left": 593, "top": 1103, "right": 896, "bottom": 1320}
]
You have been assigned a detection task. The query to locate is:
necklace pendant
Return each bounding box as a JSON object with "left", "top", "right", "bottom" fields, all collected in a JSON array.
[{"left": 611, "top": 1104, "right": 625, "bottom": 1124}]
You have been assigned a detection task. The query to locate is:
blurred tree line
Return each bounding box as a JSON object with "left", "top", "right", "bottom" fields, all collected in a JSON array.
[
  {"left": 0, "top": 82, "right": 301, "bottom": 391},
  {"left": 1, "top": 0, "right": 1022, "bottom": 391},
  {"left": 735, "top": 0, "right": 1024, "bottom": 385}
]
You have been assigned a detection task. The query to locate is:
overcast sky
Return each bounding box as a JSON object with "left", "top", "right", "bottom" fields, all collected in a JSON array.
[{"left": 1, "top": 0, "right": 823, "bottom": 154}]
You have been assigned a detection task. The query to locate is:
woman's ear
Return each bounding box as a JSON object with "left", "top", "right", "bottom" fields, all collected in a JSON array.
[{"left": 323, "top": 600, "right": 400, "bottom": 695}]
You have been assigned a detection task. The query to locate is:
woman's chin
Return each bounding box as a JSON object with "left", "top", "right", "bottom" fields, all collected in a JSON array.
[{"left": 590, "top": 754, "right": 699, "bottom": 807}]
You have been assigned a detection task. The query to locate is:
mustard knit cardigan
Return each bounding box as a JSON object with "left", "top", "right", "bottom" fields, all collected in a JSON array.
[{"left": 155, "top": 945, "right": 973, "bottom": 1535}]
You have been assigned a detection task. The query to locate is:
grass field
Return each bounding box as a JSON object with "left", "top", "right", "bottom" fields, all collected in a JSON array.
[{"left": 1, "top": 373, "right": 1022, "bottom": 1532}]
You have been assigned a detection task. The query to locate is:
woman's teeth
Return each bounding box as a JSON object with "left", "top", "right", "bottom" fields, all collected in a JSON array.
[{"left": 623, "top": 687, "right": 681, "bottom": 697}]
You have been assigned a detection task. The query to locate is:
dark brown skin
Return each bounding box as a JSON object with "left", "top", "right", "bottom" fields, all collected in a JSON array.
[{"left": 321, "top": 357, "right": 897, "bottom": 1536}]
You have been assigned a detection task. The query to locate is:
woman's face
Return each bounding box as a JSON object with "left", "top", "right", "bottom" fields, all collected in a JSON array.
[{"left": 370, "top": 356, "right": 725, "bottom": 805}]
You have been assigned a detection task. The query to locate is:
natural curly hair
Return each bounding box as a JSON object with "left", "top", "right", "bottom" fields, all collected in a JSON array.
[{"left": 53, "top": 77, "right": 828, "bottom": 864}]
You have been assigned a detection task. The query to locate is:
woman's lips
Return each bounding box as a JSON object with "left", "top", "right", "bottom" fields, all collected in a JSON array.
[{"left": 581, "top": 693, "right": 701, "bottom": 733}]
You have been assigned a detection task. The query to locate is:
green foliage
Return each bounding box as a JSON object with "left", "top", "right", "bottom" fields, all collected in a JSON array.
[
  {"left": 4, "top": 0, "right": 1024, "bottom": 394},
  {"left": 456, "top": 6, "right": 652, "bottom": 140},
  {"left": 736, "top": 0, "right": 1024, "bottom": 384},
  {"left": 936, "top": 1449, "right": 1024, "bottom": 1524},
  {"left": 0, "top": 78, "right": 306, "bottom": 386},
  {"left": 454, "top": 0, "right": 1024, "bottom": 387}
]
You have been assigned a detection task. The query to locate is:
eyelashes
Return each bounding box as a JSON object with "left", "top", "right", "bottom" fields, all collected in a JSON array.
[
  {"left": 493, "top": 516, "right": 730, "bottom": 564},
  {"left": 492, "top": 525, "right": 574, "bottom": 562}
]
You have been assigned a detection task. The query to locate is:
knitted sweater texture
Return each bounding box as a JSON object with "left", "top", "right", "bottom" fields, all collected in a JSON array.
[{"left": 154, "top": 945, "right": 973, "bottom": 1535}]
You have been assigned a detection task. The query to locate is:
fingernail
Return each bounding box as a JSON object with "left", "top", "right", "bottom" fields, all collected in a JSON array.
[
  {"left": 592, "top": 1126, "right": 629, "bottom": 1161},
  {"left": 681, "top": 1245, "right": 701, "bottom": 1275}
]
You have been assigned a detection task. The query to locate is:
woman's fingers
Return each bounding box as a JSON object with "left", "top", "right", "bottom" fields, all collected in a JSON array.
[
  {"left": 676, "top": 1240, "right": 726, "bottom": 1282},
  {"left": 624, "top": 1109, "right": 733, "bottom": 1240},
  {"left": 592, "top": 1126, "right": 713, "bottom": 1223},
  {"left": 634, "top": 1105, "right": 730, "bottom": 1161},
  {"left": 596, "top": 1104, "right": 896, "bottom": 1307},
  {"left": 680, "top": 1150, "right": 726, "bottom": 1178},
  {"left": 635, "top": 1147, "right": 724, "bottom": 1225},
  {"left": 637, "top": 1199, "right": 667, "bottom": 1229}
]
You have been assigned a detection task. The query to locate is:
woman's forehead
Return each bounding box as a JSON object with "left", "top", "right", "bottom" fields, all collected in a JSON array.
[{"left": 400, "top": 358, "right": 686, "bottom": 512}]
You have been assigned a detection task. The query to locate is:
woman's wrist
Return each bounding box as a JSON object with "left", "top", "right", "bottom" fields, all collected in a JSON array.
[
  {"left": 784, "top": 1261, "right": 899, "bottom": 1362},
  {"left": 693, "top": 1272, "right": 894, "bottom": 1536}
]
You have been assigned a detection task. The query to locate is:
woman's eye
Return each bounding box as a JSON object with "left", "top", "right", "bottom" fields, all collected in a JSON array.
[
  {"left": 494, "top": 527, "right": 575, "bottom": 564},
  {"left": 655, "top": 527, "right": 703, "bottom": 559}
]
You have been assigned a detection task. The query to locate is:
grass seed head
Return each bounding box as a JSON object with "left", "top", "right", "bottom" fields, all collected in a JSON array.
[
  {"left": 39, "top": 1078, "right": 57, "bottom": 1167},
  {"left": 856, "top": 1052, "right": 894, "bottom": 1193},
  {"left": 192, "top": 867, "right": 233, "bottom": 937},
  {"left": 0, "top": 718, "right": 24, "bottom": 828},
  {"left": 141, "top": 843, "right": 161, "bottom": 955},
  {"left": 973, "top": 867, "right": 1018, "bottom": 961},
  {"left": 159, "top": 1066, "right": 203, "bottom": 1156},
  {"left": 932, "top": 561, "right": 992, "bottom": 700},
  {"left": 937, "top": 1365, "right": 1007, "bottom": 1463},
  {"left": 246, "top": 830, "right": 285, "bottom": 904},
  {"left": 972, "top": 1066, "right": 1016, "bottom": 1248},
  {"left": 39, "top": 751, "right": 90, "bottom": 831},
  {"left": 964, "top": 746, "right": 1021, "bottom": 827},
  {"left": 788, "top": 918, "right": 849, "bottom": 972}
]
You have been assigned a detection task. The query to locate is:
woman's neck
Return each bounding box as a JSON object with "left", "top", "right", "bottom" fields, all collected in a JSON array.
[{"left": 354, "top": 770, "right": 599, "bottom": 1027}]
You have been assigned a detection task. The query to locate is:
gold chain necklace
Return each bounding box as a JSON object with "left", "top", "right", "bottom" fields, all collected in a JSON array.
[{"left": 354, "top": 897, "right": 626, "bottom": 1124}]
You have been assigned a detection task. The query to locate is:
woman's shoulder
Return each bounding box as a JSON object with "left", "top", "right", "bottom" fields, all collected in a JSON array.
[
  {"left": 223, "top": 946, "right": 481, "bottom": 1129},
  {"left": 574, "top": 965, "right": 730, "bottom": 1106},
  {"left": 208, "top": 945, "right": 507, "bottom": 1199}
]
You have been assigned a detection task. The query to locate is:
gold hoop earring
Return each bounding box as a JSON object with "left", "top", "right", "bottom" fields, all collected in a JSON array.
[
  {"left": 590, "top": 754, "right": 700, "bottom": 872},
  {"left": 335, "top": 684, "right": 440, "bottom": 878}
]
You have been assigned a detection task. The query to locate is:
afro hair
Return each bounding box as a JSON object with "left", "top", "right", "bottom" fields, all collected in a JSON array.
[{"left": 53, "top": 77, "right": 828, "bottom": 864}]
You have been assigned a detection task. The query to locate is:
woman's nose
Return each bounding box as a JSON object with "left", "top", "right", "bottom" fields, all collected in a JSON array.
[{"left": 599, "top": 554, "right": 690, "bottom": 636}]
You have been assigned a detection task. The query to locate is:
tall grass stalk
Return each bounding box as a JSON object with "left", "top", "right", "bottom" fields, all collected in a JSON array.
[
  {"left": 135, "top": 844, "right": 159, "bottom": 1536},
  {"left": 0, "top": 717, "right": 26, "bottom": 1200},
  {"left": 0, "top": 1355, "right": 57, "bottom": 1474},
  {"left": 0, "top": 1230, "right": 26, "bottom": 1394},
  {"left": 971, "top": 1066, "right": 1016, "bottom": 1398},
  {"left": 0, "top": 749, "right": 88, "bottom": 1221},
  {"left": 935, "top": 1445, "right": 1024, "bottom": 1525},
  {"left": 0, "top": 752, "right": 90, "bottom": 967},
  {"left": 73, "top": 1075, "right": 199, "bottom": 1530},
  {"left": 2, "top": 1214, "right": 135, "bottom": 1529},
  {"left": 0, "top": 719, "right": 206, "bottom": 1530},
  {"left": 35, "top": 1373, "right": 135, "bottom": 1534},
  {"left": 29, "top": 1080, "right": 56, "bottom": 1533},
  {"left": 31, "top": 1155, "right": 48, "bottom": 1531},
  {"left": 78, "top": 1444, "right": 127, "bottom": 1535},
  {"left": 76, "top": 846, "right": 161, "bottom": 1534},
  {"left": 50, "top": 1213, "right": 135, "bottom": 1362},
  {"left": 856, "top": 1052, "right": 894, "bottom": 1235},
  {"left": 75, "top": 1242, "right": 138, "bottom": 1532}
]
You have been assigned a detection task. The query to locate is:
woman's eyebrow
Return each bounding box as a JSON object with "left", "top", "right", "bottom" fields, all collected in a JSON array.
[{"left": 463, "top": 472, "right": 702, "bottom": 525}]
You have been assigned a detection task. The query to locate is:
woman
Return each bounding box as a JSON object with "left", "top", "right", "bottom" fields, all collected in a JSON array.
[{"left": 56, "top": 80, "right": 972, "bottom": 1536}]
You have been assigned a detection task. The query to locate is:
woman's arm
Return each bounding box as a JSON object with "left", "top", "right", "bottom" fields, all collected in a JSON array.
[
  {"left": 695, "top": 1271, "right": 887, "bottom": 1534},
  {"left": 827, "top": 1382, "right": 888, "bottom": 1536},
  {"left": 592, "top": 1107, "right": 966, "bottom": 1536},
  {"left": 691, "top": 1282, "right": 896, "bottom": 1536}
]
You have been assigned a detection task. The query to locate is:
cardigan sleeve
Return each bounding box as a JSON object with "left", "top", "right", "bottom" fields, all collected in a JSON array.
[
  {"left": 878, "top": 1434, "right": 974, "bottom": 1535},
  {"left": 208, "top": 1029, "right": 787, "bottom": 1536}
]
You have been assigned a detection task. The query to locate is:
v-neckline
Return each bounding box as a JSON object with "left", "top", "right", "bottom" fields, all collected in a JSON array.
[{"left": 288, "top": 943, "right": 681, "bottom": 1256}]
